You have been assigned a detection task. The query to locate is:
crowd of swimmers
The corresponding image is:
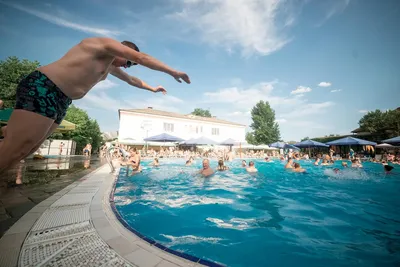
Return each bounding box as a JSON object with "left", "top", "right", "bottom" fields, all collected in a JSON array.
[{"left": 108, "top": 142, "right": 398, "bottom": 177}]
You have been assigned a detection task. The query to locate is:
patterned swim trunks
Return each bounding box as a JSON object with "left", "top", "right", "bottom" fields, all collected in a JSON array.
[{"left": 15, "top": 70, "right": 72, "bottom": 124}]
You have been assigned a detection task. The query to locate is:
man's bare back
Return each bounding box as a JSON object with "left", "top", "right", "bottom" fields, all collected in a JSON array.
[{"left": 0, "top": 37, "right": 190, "bottom": 175}]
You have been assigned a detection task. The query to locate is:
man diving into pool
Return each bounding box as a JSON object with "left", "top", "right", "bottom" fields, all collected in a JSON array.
[{"left": 0, "top": 37, "right": 191, "bottom": 174}]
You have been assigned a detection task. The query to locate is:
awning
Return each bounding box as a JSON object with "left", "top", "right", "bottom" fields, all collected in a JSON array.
[
  {"left": 0, "top": 108, "right": 76, "bottom": 132},
  {"left": 54, "top": 120, "right": 76, "bottom": 132}
]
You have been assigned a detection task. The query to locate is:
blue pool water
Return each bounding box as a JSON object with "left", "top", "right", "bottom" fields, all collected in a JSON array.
[{"left": 114, "top": 159, "right": 400, "bottom": 267}]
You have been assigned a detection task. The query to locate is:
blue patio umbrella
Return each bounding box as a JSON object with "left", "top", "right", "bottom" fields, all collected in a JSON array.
[
  {"left": 269, "top": 142, "right": 286, "bottom": 149},
  {"left": 382, "top": 136, "right": 400, "bottom": 144},
  {"left": 144, "top": 133, "right": 184, "bottom": 142},
  {"left": 294, "top": 139, "right": 329, "bottom": 148},
  {"left": 326, "top": 137, "right": 376, "bottom": 146},
  {"left": 284, "top": 144, "right": 300, "bottom": 151},
  {"left": 184, "top": 136, "right": 218, "bottom": 145}
]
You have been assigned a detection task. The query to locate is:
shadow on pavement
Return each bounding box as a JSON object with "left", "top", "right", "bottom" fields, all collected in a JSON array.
[{"left": 0, "top": 155, "right": 107, "bottom": 237}]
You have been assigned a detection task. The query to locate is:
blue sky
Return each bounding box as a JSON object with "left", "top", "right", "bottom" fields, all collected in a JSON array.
[{"left": 1, "top": 0, "right": 399, "bottom": 141}]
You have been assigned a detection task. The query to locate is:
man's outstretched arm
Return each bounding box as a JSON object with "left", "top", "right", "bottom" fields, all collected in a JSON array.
[
  {"left": 109, "top": 67, "right": 167, "bottom": 94},
  {"left": 102, "top": 38, "right": 190, "bottom": 84}
]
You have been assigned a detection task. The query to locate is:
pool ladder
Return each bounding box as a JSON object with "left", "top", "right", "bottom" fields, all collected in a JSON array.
[{"left": 105, "top": 146, "right": 129, "bottom": 173}]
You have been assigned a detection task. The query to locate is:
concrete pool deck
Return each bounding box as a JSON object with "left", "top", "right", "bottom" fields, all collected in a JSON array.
[{"left": 0, "top": 165, "right": 207, "bottom": 267}]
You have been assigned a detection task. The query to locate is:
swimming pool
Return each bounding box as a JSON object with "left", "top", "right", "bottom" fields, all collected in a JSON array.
[{"left": 113, "top": 159, "right": 400, "bottom": 267}]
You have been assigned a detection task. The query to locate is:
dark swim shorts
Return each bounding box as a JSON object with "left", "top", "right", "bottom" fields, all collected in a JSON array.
[{"left": 15, "top": 70, "right": 72, "bottom": 124}]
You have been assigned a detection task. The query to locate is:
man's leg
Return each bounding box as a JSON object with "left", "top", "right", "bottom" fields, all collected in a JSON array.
[
  {"left": 0, "top": 110, "right": 54, "bottom": 173},
  {"left": 25, "top": 123, "right": 60, "bottom": 156}
]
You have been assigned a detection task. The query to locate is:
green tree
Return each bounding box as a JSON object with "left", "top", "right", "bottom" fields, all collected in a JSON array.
[
  {"left": 245, "top": 131, "right": 258, "bottom": 145},
  {"left": 250, "top": 100, "right": 280, "bottom": 144},
  {"left": 301, "top": 136, "right": 310, "bottom": 141},
  {"left": 50, "top": 105, "right": 103, "bottom": 153},
  {"left": 359, "top": 109, "right": 400, "bottom": 138},
  {"left": 191, "top": 108, "right": 212, "bottom": 117},
  {"left": 0, "top": 56, "right": 40, "bottom": 108}
]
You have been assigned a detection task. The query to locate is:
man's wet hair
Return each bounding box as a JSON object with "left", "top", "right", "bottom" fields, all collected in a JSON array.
[
  {"left": 122, "top": 41, "right": 139, "bottom": 52},
  {"left": 384, "top": 165, "right": 394, "bottom": 172}
]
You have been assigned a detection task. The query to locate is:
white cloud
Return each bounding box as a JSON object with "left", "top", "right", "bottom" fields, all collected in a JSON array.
[
  {"left": 170, "top": 0, "right": 296, "bottom": 56},
  {"left": 199, "top": 80, "right": 339, "bottom": 141},
  {"left": 227, "top": 111, "right": 245, "bottom": 116},
  {"left": 82, "top": 92, "right": 133, "bottom": 111},
  {"left": 330, "top": 89, "right": 342, "bottom": 93},
  {"left": 315, "top": 0, "right": 351, "bottom": 27},
  {"left": 93, "top": 79, "right": 119, "bottom": 90},
  {"left": 291, "top": 86, "right": 312, "bottom": 95},
  {"left": 275, "top": 118, "right": 287, "bottom": 124},
  {"left": 80, "top": 89, "right": 184, "bottom": 114},
  {"left": 358, "top": 110, "right": 368, "bottom": 114},
  {"left": 1, "top": 1, "right": 121, "bottom": 36},
  {"left": 203, "top": 81, "right": 334, "bottom": 124},
  {"left": 294, "top": 94, "right": 304, "bottom": 98},
  {"left": 281, "top": 102, "right": 335, "bottom": 118},
  {"left": 203, "top": 82, "right": 301, "bottom": 112},
  {"left": 318, "top": 82, "right": 332, "bottom": 87}
]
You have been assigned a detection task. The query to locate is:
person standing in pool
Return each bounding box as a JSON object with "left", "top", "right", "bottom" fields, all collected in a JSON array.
[
  {"left": 216, "top": 159, "right": 229, "bottom": 171},
  {"left": 200, "top": 159, "right": 214, "bottom": 177},
  {"left": 292, "top": 162, "right": 305, "bottom": 173},
  {"left": 246, "top": 161, "right": 258, "bottom": 173},
  {"left": 0, "top": 37, "right": 190, "bottom": 173},
  {"left": 285, "top": 158, "right": 294, "bottom": 169}
]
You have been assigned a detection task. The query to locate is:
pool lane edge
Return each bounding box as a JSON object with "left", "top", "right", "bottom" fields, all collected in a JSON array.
[{"left": 108, "top": 167, "right": 227, "bottom": 267}]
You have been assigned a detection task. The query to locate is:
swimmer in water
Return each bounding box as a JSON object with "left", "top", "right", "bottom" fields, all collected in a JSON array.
[
  {"left": 285, "top": 158, "right": 294, "bottom": 169},
  {"left": 351, "top": 159, "right": 363, "bottom": 168},
  {"left": 314, "top": 157, "right": 320, "bottom": 166},
  {"left": 185, "top": 157, "right": 193, "bottom": 166},
  {"left": 216, "top": 159, "right": 229, "bottom": 171},
  {"left": 242, "top": 160, "right": 247, "bottom": 167},
  {"left": 246, "top": 161, "right": 258, "bottom": 173},
  {"left": 292, "top": 162, "right": 305, "bottom": 173},
  {"left": 341, "top": 161, "right": 348, "bottom": 167},
  {"left": 265, "top": 157, "right": 271, "bottom": 162},
  {"left": 321, "top": 159, "right": 330, "bottom": 166},
  {"left": 200, "top": 159, "right": 214, "bottom": 177},
  {"left": 0, "top": 37, "right": 190, "bottom": 174},
  {"left": 151, "top": 158, "right": 159, "bottom": 167},
  {"left": 384, "top": 165, "right": 394, "bottom": 174}
]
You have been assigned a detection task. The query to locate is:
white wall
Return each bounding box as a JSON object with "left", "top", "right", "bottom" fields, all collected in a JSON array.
[
  {"left": 35, "top": 139, "right": 76, "bottom": 156},
  {"left": 118, "top": 111, "right": 246, "bottom": 143}
]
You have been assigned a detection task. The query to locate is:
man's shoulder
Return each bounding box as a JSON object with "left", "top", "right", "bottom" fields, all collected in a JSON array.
[{"left": 79, "top": 37, "right": 118, "bottom": 55}]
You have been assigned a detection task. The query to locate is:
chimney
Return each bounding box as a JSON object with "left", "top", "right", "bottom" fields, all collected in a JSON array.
[{"left": 147, "top": 107, "right": 153, "bottom": 109}]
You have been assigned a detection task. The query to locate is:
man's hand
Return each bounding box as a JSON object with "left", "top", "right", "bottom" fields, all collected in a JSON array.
[
  {"left": 153, "top": 86, "right": 167, "bottom": 95},
  {"left": 172, "top": 71, "right": 191, "bottom": 84}
]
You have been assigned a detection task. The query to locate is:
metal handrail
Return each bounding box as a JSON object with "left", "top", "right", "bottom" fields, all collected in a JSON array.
[{"left": 106, "top": 146, "right": 129, "bottom": 173}]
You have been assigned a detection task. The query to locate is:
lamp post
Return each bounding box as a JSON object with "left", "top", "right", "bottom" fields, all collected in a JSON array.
[{"left": 141, "top": 120, "right": 152, "bottom": 153}]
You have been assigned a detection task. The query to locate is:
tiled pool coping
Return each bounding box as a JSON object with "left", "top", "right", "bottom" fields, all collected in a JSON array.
[
  {"left": 0, "top": 164, "right": 221, "bottom": 267},
  {"left": 110, "top": 167, "right": 226, "bottom": 267}
]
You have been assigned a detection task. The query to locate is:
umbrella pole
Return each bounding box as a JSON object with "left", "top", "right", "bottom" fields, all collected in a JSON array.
[{"left": 349, "top": 145, "right": 351, "bottom": 160}]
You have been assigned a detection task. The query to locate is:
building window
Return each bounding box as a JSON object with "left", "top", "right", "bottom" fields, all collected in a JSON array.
[
  {"left": 211, "top": 128, "right": 219, "bottom": 135},
  {"left": 164, "top": 123, "right": 174, "bottom": 132}
]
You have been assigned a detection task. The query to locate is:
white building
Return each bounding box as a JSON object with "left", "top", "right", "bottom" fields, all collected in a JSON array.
[{"left": 118, "top": 107, "right": 246, "bottom": 144}]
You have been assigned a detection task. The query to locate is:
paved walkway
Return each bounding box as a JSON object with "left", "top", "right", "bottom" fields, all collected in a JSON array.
[
  {"left": 0, "top": 157, "right": 103, "bottom": 237},
  {"left": 0, "top": 165, "right": 206, "bottom": 267}
]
